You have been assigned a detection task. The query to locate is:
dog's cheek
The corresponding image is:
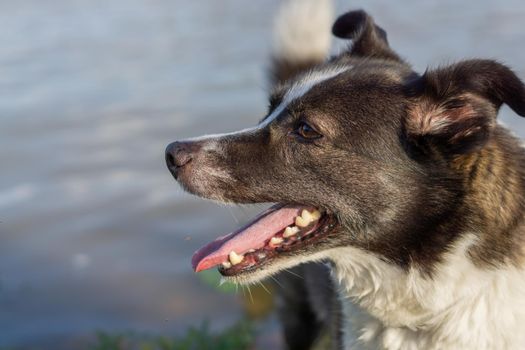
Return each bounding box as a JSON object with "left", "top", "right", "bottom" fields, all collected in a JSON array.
[{"left": 317, "top": 155, "right": 412, "bottom": 231}]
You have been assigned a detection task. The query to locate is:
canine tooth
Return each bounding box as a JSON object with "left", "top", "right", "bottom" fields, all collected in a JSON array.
[
  {"left": 283, "top": 226, "right": 300, "bottom": 238},
  {"left": 222, "top": 261, "right": 232, "bottom": 269},
  {"left": 270, "top": 237, "right": 284, "bottom": 245},
  {"left": 229, "top": 251, "right": 244, "bottom": 265}
]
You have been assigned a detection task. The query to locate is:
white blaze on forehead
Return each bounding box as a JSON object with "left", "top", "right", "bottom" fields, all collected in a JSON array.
[
  {"left": 185, "top": 65, "right": 351, "bottom": 148},
  {"left": 262, "top": 65, "right": 352, "bottom": 127}
]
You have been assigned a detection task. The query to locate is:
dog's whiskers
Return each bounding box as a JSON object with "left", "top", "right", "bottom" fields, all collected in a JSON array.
[
  {"left": 283, "top": 268, "right": 303, "bottom": 280},
  {"left": 247, "top": 284, "right": 254, "bottom": 304},
  {"left": 226, "top": 206, "right": 240, "bottom": 224},
  {"left": 258, "top": 281, "right": 272, "bottom": 295},
  {"left": 241, "top": 285, "right": 246, "bottom": 299},
  {"left": 270, "top": 275, "right": 285, "bottom": 289}
]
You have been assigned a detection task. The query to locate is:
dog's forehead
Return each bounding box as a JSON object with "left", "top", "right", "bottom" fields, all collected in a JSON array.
[
  {"left": 283, "top": 65, "right": 352, "bottom": 101},
  {"left": 264, "top": 65, "right": 352, "bottom": 125},
  {"left": 272, "top": 60, "right": 407, "bottom": 98},
  {"left": 272, "top": 65, "right": 350, "bottom": 103},
  {"left": 268, "top": 61, "right": 410, "bottom": 124}
]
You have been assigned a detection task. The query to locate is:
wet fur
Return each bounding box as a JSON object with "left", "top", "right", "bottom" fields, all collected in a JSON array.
[{"left": 166, "top": 1, "right": 525, "bottom": 349}]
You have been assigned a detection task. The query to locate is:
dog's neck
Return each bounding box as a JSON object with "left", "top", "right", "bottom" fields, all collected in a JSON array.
[
  {"left": 330, "top": 236, "right": 525, "bottom": 349},
  {"left": 329, "top": 126, "right": 525, "bottom": 349}
]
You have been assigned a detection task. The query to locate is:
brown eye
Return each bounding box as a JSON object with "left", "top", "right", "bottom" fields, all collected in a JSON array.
[{"left": 296, "top": 122, "right": 322, "bottom": 140}]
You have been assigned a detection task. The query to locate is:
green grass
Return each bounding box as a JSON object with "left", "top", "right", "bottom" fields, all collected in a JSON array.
[{"left": 91, "top": 321, "right": 255, "bottom": 350}]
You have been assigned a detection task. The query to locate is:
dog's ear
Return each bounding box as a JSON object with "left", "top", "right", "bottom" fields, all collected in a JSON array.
[
  {"left": 404, "top": 60, "right": 525, "bottom": 155},
  {"left": 332, "top": 10, "right": 401, "bottom": 62}
]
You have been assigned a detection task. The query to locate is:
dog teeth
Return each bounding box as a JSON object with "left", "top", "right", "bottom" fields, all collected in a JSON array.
[
  {"left": 295, "top": 216, "right": 309, "bottom": 227},
  {"left": 311, "top": 209, "right": 321, "bottom": 220},
  {"left": 296, "top": 210, "right": 313, "bottom": 227},
  {"left": 302, "top": 209, "right": 314, "bottom": 222},
  {"left": 229, "top": 251, "right": 244, "bottom": 265},
  {"left": 270, "top": 237, "right": 284, "bottom": 245},
  {"left": 222, "top": 261, "right": 232, "bottom": 269},
  {"left": 283, "top": 226, "right": 300, "bottom": 238},
  {"left": 295, "top": 209, "right": 321, "bottom": 227}
]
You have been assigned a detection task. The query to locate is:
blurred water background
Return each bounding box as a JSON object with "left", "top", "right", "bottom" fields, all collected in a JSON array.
[{"left": 0, "top": 0, "right": 524, "bottom": 348}]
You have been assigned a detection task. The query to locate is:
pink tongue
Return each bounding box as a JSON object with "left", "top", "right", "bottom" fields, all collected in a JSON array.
[{"left": 191, "top": 205, "right": 304, "bottom": 272}]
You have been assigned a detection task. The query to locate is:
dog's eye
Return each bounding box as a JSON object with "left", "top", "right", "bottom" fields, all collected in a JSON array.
[{"left": 295, "top": 122, "right": 322, "bottom": 140}]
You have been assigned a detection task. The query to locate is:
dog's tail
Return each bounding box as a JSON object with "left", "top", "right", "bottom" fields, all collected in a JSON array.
[{"left": 270, "top": 0, "right": 334, "bottom": 86}]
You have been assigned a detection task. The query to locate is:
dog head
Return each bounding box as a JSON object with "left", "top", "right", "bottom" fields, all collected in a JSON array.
[{"left": 166, "top": 10, "right": 525, "bottom": 283}]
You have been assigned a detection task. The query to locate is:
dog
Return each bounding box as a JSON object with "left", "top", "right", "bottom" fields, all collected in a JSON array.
[{"left": 166, "top": 0, "right": 525, "bottom": 349}]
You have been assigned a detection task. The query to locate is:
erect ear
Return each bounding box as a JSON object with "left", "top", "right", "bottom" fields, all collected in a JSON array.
[
  {"left": 404, "top": 60, "right": 525, "bottom": 155},
  {"left": 332, "top": 10, "right": 402, "bottom": 62}
]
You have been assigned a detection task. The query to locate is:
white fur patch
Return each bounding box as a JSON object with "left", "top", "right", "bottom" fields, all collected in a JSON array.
[
  {"left": 264, "top": 65, "right": 350, "bottom": 124},
  {"left": 273, "top": 0, "right": 334, "bottom": 62},
  {"left": 282, "top": 65, "right": 350, "bottom": 107},
  {"left": 328, "top": 235, "right": 525, "bottom": 349}
]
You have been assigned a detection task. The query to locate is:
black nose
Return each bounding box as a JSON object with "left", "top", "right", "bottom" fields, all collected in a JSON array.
[{"left": 165, "top": 141, "right": 199, "bottom": 177}]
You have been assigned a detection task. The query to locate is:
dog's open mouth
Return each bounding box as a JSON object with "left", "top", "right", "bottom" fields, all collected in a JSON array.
[{"left": 191, "top": 204, "right": 337, "bottom": 276}]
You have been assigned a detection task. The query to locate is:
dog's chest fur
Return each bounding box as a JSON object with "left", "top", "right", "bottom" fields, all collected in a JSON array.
[{"left": 328, "top": 235, "right": 525, "bottom": 349}]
